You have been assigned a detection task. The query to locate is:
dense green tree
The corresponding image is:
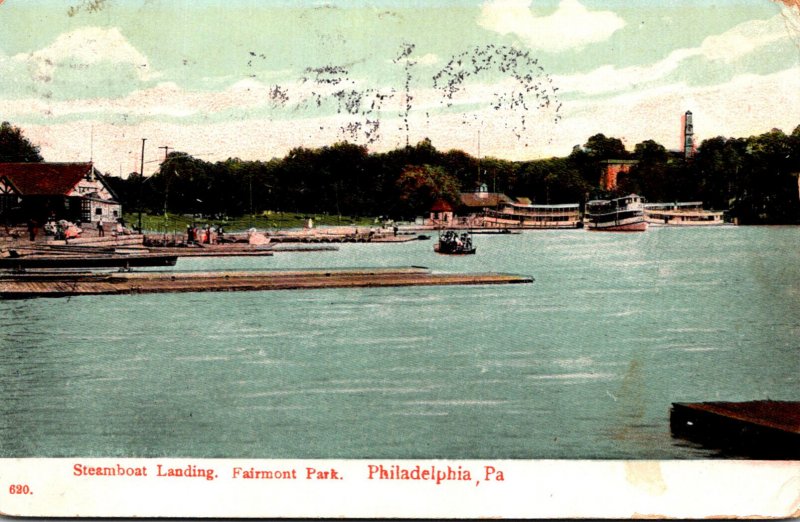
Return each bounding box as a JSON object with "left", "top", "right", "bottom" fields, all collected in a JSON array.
[
  {"left": 568, "top": 133, "right": 629, "bottom": 189},
  {"left": 737, "top": 129, "right": 799, "bottom": 223},
  {"left": 515, "top": 157, "right": 589, "bottom": 204},
  {"left": 7, "top": 121, "right": 800, "bottom": 224},
  {"left": 440, "top": 149, "right": 478, "bottom": 188},
  {"left": 0, "top": 121, "right": 43, "bottom": 162},
  {"left": 620, "top": 140, "right": 671, "bottom": 201},
  {"left": 395, "top": 164, "right": 460, "bottom": 218},
  {"left": 691, "top": 137, "right": 745, "bottom": 209},
  {"left": 583, "top": 133, "right": 628, "bottom": 160},
  {"left": 147, "top": 152, "right": 213, "bottom": 215}
]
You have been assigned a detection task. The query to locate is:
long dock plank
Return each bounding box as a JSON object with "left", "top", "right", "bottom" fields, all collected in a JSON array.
[
  {"left": 670, "top": 400, "right": 800, "bottom": 459},
  {"left": 0, "top": 267, "right": 533, "bottom": 299},
  {"left": 145, "top": 248, "right": 275, "bottom": 257}
]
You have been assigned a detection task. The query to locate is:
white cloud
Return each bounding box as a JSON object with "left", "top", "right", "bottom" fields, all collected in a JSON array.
[
  {"left": 552, "top": 49, "right": 693, "bottom": 96},
  {"left": 15, "top": 64, "right": 800, "bottom": 170},
  {"left": 699, "top": 15, "right": 789, "bottom": 62},
  {"left": 391, "top": 53, "right": 440, "bottom": 66},
  {"left": 13, "top": 26, "right": 156, "bottom": 82},
  {"left": 775, "top": 1, "right": 800, "bottom": 50},
  {"left": 553, "top": 14, "right": 793, "bottom": 96},
  {"left": 478, "top": 0, "right": 626, "bottom": 52},
  {"left": 5, "top": 14, "right": 798, "bottom": 166},
  {"left": 553, "top": 67, "right": 800, "bottom": 154},
  {"left": 414, "top": 53, "right": 440, "bottom": 66}
]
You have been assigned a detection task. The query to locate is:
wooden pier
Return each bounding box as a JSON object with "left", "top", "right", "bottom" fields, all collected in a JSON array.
[
  {"left": 138, "top": 246, "right": 275, "bottom": 257},
  {"left": 266, "top": 234, "right": 421, "bottom": 243},
  {"left": 0, "top": 267, "right": 533, "bottom": 299},
  {"left": 0, "top": 252, "right": 178, "bottom": 270},
  {"left": 670, "top": 400, "right": 800, "bottom": 459}
]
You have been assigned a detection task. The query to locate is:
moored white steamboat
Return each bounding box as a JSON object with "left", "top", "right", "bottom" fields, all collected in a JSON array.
[{"left": 585, "top": 194, "right": 648, "bottom": 232}]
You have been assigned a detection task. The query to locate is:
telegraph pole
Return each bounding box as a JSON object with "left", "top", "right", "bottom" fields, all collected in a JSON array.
[
  {"left": 159, "top": 146, "right": 172, "bottom": 222},
  {"left": 138, "top": 138, "right": 147, "bottom": 233}
]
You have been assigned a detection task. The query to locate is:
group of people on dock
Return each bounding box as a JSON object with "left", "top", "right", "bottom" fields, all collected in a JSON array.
[
  {"left": 96, "top": 218, "right": 130, "bottom": 238},
  {"left": 187, "top": 224, "right": 225, "bottom": 245}
]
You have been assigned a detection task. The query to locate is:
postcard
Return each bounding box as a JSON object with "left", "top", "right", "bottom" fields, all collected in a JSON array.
[{"left": 1, "top": 0, "right": 798, "bottom": 518}]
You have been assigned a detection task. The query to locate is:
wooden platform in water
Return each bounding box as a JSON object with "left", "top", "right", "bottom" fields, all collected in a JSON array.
[
  {"left": 267, "top": 234, "right": 420, "bottom": 243},
  {"left": 47, "top": 234, "right": 145, "bottom": 247},
  {"left": 0, "top": 252, "right": 178, "bottom": 270},
  {"left": 0, "top": 267, "right": 533, "bottom": 299},
  {"left": 670, "top": 400, "right": 800, "bottom": 459},
  {"left": 141, "top": 246, "right": 275, "bottom": 257},
  {"left": 267, "top": 244, "right": 338, "bottom": 252}
]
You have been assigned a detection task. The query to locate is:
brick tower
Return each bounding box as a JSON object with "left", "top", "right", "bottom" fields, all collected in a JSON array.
[{"left": 682, "top": 110, "right": 695, "bottom": 158}]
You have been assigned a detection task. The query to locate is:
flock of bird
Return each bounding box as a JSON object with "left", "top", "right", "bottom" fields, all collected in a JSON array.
[
  {"left": 433, "top": 45, "right": 562, "bottom": 142},
  {"left": 244, "top": 42, "right": 562, "bottom": 147}
]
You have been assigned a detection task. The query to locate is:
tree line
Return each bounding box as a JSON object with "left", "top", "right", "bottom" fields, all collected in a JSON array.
[{"left": 2, "top": 120, "right": 799, "bottom": 224}]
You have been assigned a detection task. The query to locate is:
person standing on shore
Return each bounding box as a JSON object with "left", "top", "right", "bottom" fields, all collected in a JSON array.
[
  {"left": 27, "top": 218, "right": 37, "bottom": 241},
  {"left": 97, "top": 218, "right": 105, "bottom": 237}
]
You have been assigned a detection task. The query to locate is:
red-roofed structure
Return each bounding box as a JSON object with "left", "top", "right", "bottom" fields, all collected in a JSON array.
[
  {"left": 429, "top": 198, "right": 454, "bottom": 225},
  {"left": 457, "top": 183, "right": 513, "bottom": 214},
  {"left": 0, "top": 162, "right": 121, "bottom": 225}
]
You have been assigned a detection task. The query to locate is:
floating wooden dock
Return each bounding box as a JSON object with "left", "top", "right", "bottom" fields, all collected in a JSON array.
[
  {"left": 267, "top": 244, "right": 338, "bottom": 252},
  {"left": 0, "top": 252, "right": 178, "bottom": 270},
  {"left": 0, "top": 267, "right": 533, "bottom": 299},
  {"left": 670, "top": 400, "right": 800, "bottom": 459},
  {"left": 139, "top": 246, "right": 275, "bottom": 257},
  {"left": 267, "top": 234, "right": 421, "bottom": 243},
  {"left": 143, "top": 244, "right": 340, "bottom": 255}
]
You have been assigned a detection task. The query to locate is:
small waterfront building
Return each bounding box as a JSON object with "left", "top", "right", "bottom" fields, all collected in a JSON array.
[
  {"left": 0, "top": 162, "right": 121, "bottom": 224},
  {"left": 457, "top": 183, "right": 513, "bottom": 216},
  {"left": 429, "top": 199, "right": 454, "bottom": 226}
]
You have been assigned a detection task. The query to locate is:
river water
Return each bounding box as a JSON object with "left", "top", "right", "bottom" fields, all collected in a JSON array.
[{"left": 1, "top": 226, "right": 798, "bottom": 459}]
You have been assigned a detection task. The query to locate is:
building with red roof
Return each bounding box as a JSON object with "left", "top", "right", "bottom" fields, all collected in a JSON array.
[
  {"left": 429, "top": 198, "right": 454, "bottom": 225},
  {"left": 0, "top": 162, "right": 121, "bottom": 225},
  {"left": 457, "top": 183, "right": 513, "bottom": 214}
]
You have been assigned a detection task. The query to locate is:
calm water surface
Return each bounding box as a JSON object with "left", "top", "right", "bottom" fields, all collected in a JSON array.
[{"left": 1, "top": 226, "right": 798, "bottom": 458}]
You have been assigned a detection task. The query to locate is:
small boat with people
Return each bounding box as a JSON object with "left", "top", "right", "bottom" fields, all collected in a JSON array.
[
  {"left": 585, "top": 194, "right": 648, "bottom": 232},
  {"left": 434, "top": 230, "right": 476, "bottom": 255}
]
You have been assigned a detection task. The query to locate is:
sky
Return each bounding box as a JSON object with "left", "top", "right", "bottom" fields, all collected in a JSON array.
[{"left": 1, "top": 0, "right": 799, "bottom": 175}]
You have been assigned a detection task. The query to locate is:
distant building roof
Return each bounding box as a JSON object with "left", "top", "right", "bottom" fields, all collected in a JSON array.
[
  {"left": 430, "top": 199, "right": 454, "bottom": 212},
  {"left": 0, "top": 162, "right": 94, "bottom": 195},
  {"left": 459, "top": 192, "right": 513, "bottom": 209}
]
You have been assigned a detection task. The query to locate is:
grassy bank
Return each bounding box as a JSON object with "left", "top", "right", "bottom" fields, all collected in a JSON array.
[{"left": 123, "top": 212, "right": 377, "bottom": 234}]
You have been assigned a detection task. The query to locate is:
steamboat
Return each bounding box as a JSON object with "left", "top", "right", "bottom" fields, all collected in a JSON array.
[
  {"left": 483, "top": 202, "right": 582, "bottom": 229},
  {"left": 585, "top": 194, "right": 648, "bottom": 232},
  {"left": 644, "top": 202, "right": 725, "bottom": 226}
]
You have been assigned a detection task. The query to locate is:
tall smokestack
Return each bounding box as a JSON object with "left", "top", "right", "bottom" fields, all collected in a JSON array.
[{"left": 683, "top": 110, "right": 695, "bottom": 158}]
